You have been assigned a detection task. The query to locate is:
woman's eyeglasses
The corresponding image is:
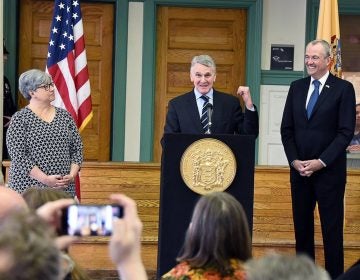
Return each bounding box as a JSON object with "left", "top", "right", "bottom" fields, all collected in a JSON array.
[{"left": 37, "top": 82, "right": 55, "bottom": 91}]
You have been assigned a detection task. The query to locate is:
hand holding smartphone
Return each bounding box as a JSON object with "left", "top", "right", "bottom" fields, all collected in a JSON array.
[{"left": 61, "top": 204, "right": 123, "bottom": 236}]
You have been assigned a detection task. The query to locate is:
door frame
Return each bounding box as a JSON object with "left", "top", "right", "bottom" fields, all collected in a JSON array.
[{"left": 140, "top": 0, "right": 263, "bottom": 161}]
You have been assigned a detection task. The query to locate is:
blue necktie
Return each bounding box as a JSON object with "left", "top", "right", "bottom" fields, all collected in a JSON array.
[
  {"left": 200, "top": 95, "right": 209, "bottom": 133},
  {"left": 307, "top": 80, "right": 321, "bottom": 119}
]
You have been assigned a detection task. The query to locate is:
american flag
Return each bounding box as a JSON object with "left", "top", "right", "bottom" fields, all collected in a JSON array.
[
  {"left": 46, "top": 0, "right": 92, "bottom": 131},
  {"left": 46, "top": 0, "right": 92, "bottom": 199}
]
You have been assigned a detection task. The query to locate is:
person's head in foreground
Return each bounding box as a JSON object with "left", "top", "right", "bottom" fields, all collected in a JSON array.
[
  {"left": 0, "top": 210, "right": 62, "bottom": 280},
  {"left": 22, "top": 187, "right": 73, "bottom": 210},
  {"left": 175, "top": 191, "right": 252, "bottom": 276},
  {"left": 0, "top": 186, "right": 28, "bottom": 219},
  {"left": 245, "top": 253, "right": 330, "bottom": 280}
]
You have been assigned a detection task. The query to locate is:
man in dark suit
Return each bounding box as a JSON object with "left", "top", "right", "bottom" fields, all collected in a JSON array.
[
  {"left": 281, "top": 40, "right": 356, "bottom": 279},
  {"left": 164, "top": 54, "right": 258, "bottom": 137}
]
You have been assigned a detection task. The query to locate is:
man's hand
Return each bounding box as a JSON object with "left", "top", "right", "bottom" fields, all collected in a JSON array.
[
  {"left": 301, "top": 159, "right": 324, "bottom": 176},
  {"left": 109, "top": 194, "right": 143, "bottom": 265},
  {"left": 36, "top": 198, "right": 74, "bottom": 227},
  {"left": 237, "top": 86, "right": 254, "bottom": 110},
  {"left": 109, "top": 194, "right": 147, "bottom": 280},
  {"left": 347, "top": 144, "right": 360, "bottom": 152},
  {"left": 36, "top": 198, "right": 77, "bottom": 250},
  {"left": 293, "top": 159, "right": 324, "bottom": 177}
]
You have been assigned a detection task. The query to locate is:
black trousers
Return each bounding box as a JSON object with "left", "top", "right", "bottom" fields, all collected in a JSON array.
[{"left": 291, "top": 173, "right": 345, "bottom": 279}]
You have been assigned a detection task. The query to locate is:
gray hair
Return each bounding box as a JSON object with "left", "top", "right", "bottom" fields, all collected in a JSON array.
[
  {"left": 190, "top": 55, "right": 216, "bottom": 73},
  {"left": 0, "top": 211, "right": 61, "bottom": 280},
  {"left": 307, "top": 39, "right": 331, "bottom": 58},
  {"left": 245, "top": 253, "right": 330, "bottom": 280},
  {"left": 18, "top": 69, "right": 53, "bottom": 100}
]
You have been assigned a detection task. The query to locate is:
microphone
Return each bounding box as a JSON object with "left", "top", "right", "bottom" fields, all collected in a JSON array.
[{"left": 206, "top": 103, "right": 213, "bottom": 134}]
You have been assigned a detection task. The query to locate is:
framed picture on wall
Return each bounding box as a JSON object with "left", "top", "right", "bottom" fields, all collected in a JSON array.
[{"left": 270, "top": 44, "right": 294, "bottom": 70}]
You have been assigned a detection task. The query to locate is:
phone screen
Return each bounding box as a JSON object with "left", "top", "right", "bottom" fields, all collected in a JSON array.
[{"left": 62, "top": 204, "right": 123, "bottom": 236}]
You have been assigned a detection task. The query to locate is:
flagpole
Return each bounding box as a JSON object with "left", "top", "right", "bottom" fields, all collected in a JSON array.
[{"left": 46, "top": 0, "right": 92, "bottom": 199}]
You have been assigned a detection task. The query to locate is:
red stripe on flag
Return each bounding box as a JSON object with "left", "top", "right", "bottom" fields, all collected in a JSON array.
[
  {"left": 78, "top": 97, "right": 93, "bottom": 120},
  {"left": 76, "top": 66, "right": 89, "bottom": 89},
  {"left": 47, "top": 64, "right": 78, "bottom": 124},
  {"left": 66, "top": 52, "right": 76, "bottom": 81},
  {"left": 74, "top": 34, "right": 85, "bottom": 56}
]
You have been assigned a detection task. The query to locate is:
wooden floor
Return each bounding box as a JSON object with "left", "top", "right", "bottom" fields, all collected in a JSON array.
[{"left": 64, "top": 162, "right": 360, "bottom": 279}]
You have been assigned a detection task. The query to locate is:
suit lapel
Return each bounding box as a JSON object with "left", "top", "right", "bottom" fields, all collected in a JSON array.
[
  {"left": 210, "top": 90, "right": 222, "bottom": 133},
  {"left": 300, "top": 78, "right": 310, "bottom": 120}
]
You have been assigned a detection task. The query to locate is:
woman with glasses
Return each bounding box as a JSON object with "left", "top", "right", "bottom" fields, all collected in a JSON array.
[{"left": 6, "top": 69, "right": 83, "bottom": 197}]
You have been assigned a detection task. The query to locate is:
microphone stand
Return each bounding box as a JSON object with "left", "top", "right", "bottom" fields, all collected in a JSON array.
[{"left": 205, "top": 103, "right": 213, "bottom": 134}]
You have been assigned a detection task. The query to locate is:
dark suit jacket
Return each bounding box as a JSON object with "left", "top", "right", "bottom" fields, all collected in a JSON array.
[
  {"left": 281, "top": 73, "right": 356, "bottom": 184},
  {"left": 336, "top": 259, "right": 360, "bottom": 280},
  {"left": 164, "top": 89, "right": 259, "bottom": 137}
]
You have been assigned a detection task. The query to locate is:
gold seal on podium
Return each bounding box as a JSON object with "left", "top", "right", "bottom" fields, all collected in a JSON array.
[{"left": 180, "top": 138, "right": 237, "bottom": 195}]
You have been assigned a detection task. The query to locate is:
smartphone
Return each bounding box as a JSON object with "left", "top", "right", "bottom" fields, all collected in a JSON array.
[{"left": 61, "top": 204, "right": 123, "bottom": 236}]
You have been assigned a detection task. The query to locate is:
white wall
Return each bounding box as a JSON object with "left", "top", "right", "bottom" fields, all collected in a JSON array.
[
  {"left": 262, "top": 0, "right": 307, "bottom": 71},
  {"left": 259, "top": 0, "right": 307, "bottom": 165},
  {"left": 124, "top": 2, "right": 143, "bottom": 161},
  {"left": 258, "top": 85, "right": 289, "bottom": 165}
]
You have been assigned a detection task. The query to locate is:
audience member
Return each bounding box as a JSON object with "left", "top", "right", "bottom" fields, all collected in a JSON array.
[
  {"left": 0, "top": 185, "right": 28, "bottom": 219},
  {"left": 23, "top": 186, "right": 73, "bottom": 210},
  {"left": 0, "top": 210, "right": 62, "bottom": 280},
  {"left": 245, "top": 253, "right": 330, "bottom": 280},
  {"left": 6, "top": 69, "right": 83, "bottom": 197},
  {"left": 22, "top": 187, "right": 89, "bottom": 280},
  {"left": 0, "top": 185, "right": 77, "bottom": 279},
  {"left": 34, "top": 197, "right": 78, "bottom": 250},
  {"left": 0, "top": 185, "right": 147, "bottom": 280},
  {"left": 347, "top": 103, "right": 360, "bottom": 152},
  {"left": 161, "top": 191, "right": 251, "bottom": 279},
  {"left": 336, "top": 259, "right": 360, "bottom": 280},
  {"left": 27, "top": 191, "right": 148, "bottom": 280}
]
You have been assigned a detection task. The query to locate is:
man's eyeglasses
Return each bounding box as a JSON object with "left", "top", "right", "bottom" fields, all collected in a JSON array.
[{"left": 37, "top": 82, "right": 55, "bottom": 91}]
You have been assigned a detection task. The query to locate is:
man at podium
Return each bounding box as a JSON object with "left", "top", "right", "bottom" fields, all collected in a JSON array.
[
  {"left": 163, "top": 54, "right": 259, "bottom": 137},
  {"left": 158, "top": 54, "right": 259, "bottom": 277}
]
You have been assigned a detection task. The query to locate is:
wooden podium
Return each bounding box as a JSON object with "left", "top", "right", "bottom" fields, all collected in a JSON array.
[{"left": 157, "top": 133, "right": 256, "bottom": 277}]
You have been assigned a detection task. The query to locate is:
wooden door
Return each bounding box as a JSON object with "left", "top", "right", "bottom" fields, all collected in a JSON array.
[
  {"left": 18, "top": 0, "right": 114, "bottom": 161},
  {"left": 153, "top": 7, "right": 247, "bottom": 162}
]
